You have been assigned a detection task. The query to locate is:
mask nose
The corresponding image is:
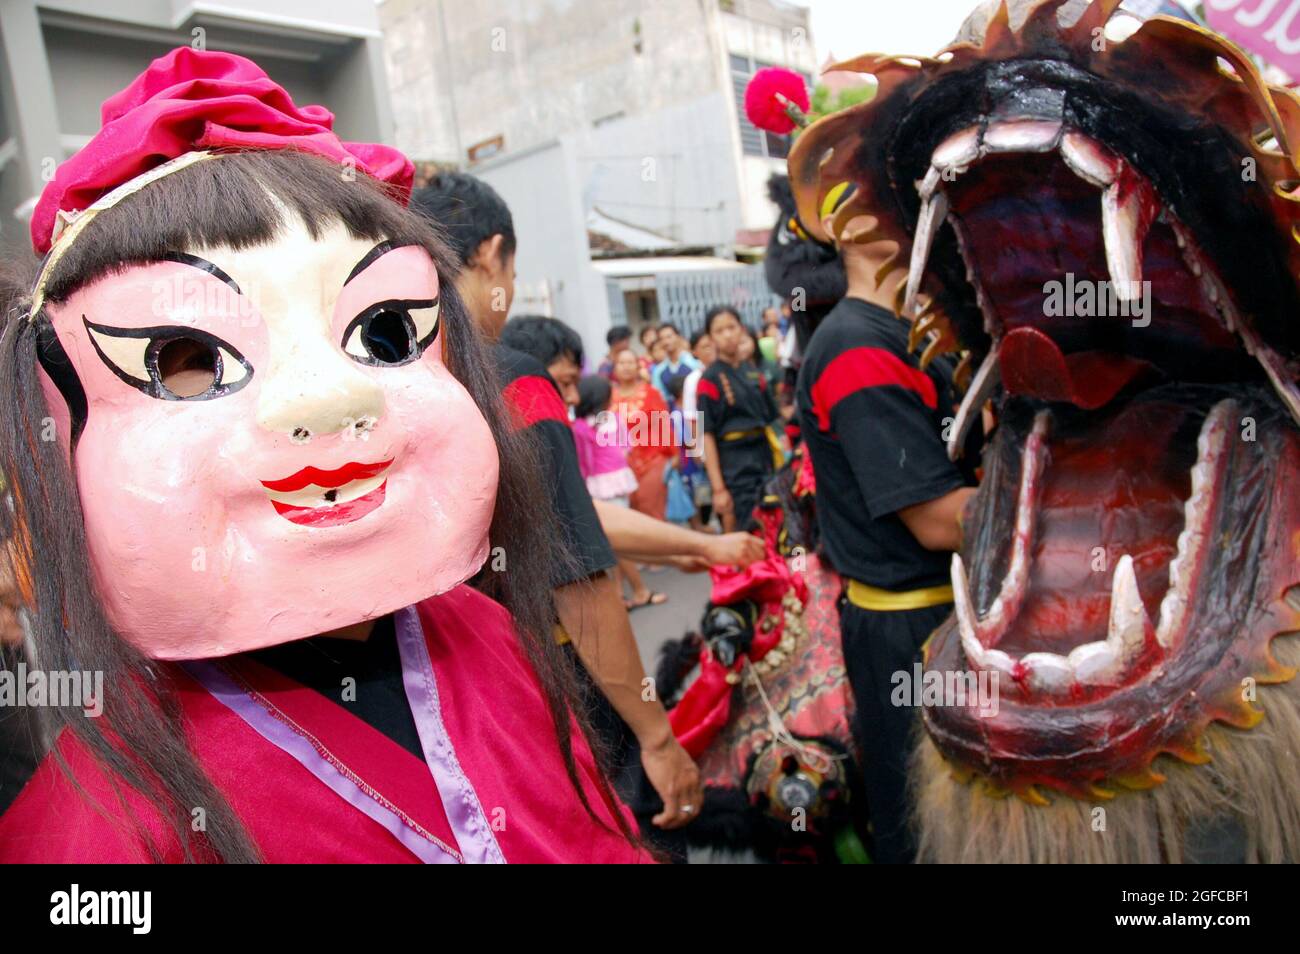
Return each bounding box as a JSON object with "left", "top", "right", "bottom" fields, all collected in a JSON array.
[{"left": 256, "top": 333, "right": 385, "bottom": 442}]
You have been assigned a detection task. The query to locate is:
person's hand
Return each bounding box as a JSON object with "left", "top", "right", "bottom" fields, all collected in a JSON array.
[
  {"left": 703, "top": 532, "right": 765, "bottom": 568},
  {"left": 641, "top": 733, "right": 703, "bottom": 830},
  {"left": 666, "top": 554, "right": 710, "bottom": 573},
  {"left": 712, "top": 487, "right": 733, "bottom": 521}
]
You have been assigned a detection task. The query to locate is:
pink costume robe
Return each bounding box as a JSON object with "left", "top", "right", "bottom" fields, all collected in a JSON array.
[{"left": 0, "top": 586, "right": 651, "bottom": 863}]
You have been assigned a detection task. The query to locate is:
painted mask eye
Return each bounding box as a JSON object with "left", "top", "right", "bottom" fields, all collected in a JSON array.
[
  {"left": 342, "top": 298, "right": 440, "bottom": 367},
  {"left": 83, "top": 316, "right": 252, "bottom": 401}
]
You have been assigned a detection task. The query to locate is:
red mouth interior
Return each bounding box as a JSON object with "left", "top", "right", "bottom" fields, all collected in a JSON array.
[
  {"left": 989, "top": 399, "right": 1197, "bottom": 657},
  {"left": 947, "top": 152, "right": 1243, "bottom": 382},
  {"left": 941, "top": 147, "right": 1256, "bottom": 661},
  {"left": 1001, "top": 326, "right": 1151, "bottom": 409}
]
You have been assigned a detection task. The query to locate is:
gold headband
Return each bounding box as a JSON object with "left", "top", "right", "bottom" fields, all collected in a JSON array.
[{"left": 27, "top": 150, "right": 216, "bottom": 319}]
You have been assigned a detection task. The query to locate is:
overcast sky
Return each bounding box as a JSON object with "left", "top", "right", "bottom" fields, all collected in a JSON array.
[
  {"left": 801, "top": 0, "right": 990, "bottom": 63},
  {"left": 799, "top": 0, "right": 1200, "bottom": 64}
]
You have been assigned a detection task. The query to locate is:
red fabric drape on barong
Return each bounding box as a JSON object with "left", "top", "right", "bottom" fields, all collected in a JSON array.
[{"left": 669, "top": 509, "right": 808, "bottom": 757}]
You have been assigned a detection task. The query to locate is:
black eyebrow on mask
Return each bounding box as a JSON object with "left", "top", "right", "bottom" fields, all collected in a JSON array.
[
  {"left": 344, "top": 241, "right": 401, "bottom": 286},
  {"left": 159, "top": 252, "right": 241, "bottom": 294}
]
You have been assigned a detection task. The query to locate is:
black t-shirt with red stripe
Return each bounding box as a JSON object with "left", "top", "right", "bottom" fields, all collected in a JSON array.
[
  {"left": 495, "top": 345, "right": 616, "bottom": 586},
  {"left": 796, "top": 297, "right": 970, "bottom": 591},
  {"left": 697, "top": 360, "right": 778, "bottom": 439}
]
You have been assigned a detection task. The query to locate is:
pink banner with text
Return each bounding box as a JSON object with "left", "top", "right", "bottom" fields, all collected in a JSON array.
[{"left": 1205, "top": 0, "right": 1300, "bottom": 79}]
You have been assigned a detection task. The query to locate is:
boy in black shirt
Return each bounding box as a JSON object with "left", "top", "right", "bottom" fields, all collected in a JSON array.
[{"left": 797, "top": 227, "right": 977, "bottom": 863}]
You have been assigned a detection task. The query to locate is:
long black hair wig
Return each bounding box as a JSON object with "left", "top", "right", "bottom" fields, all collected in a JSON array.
[{"left": 0, "top": 150, "right": 631, "bottom": 861}]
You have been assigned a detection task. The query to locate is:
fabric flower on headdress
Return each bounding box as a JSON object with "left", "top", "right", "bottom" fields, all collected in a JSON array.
[{"left": 31, "top": 46, "right": 414, "bottom": 254}]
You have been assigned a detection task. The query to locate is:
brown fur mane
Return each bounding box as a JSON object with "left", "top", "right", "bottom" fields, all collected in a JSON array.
[{"left": 911, "top": 634, "right": 1300, "bottom": 863}]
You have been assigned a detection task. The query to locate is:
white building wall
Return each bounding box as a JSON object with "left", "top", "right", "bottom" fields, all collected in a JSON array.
[
  {"left": 474, "top": 138, "right": 613, "bottom": 366},
  {"left": 718, "top": 0, "right": 820, "bottom": 234},
  {"left": 382, "top": 0, "right": 458, "bottom": 162},
  {"left": 379, "top": 0, "right": 818, "bottom": 315},
  {"left": 721, "top": 1, "right": 817, "bottom": 71},
  {"left": 381, "top": 0, "right": 724, "bottom": 164},
  {"left": 572, "top": 91, "right": 743, "bottom": 252}
]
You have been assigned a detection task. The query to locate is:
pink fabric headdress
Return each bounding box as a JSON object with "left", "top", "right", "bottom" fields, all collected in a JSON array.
[{"left": 31, "top": 46, "right": 414, "bottom": 256}]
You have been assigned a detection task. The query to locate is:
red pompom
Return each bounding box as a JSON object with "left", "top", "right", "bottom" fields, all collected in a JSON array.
[{"left": 744, "top": 67, "right": 810, "bottom": 135}]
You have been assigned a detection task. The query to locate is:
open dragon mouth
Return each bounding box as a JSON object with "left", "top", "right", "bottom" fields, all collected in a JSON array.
[
  {"left": 912, "top": 118, "right": 1300, "bottom": 692},
  {"left": 916, "top": 109, "right": 1300, "bottom": 796},
  {"left": 789, "top": 0, "right": 1300, "bottom": 799}
]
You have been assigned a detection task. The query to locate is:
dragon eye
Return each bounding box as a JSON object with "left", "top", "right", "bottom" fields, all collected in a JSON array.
[
  {"left": 83, "top": 317, "right": 251, "bottom": 401},
  {"left": 342, "top": 299, "right": 440, "bottom": 367}
]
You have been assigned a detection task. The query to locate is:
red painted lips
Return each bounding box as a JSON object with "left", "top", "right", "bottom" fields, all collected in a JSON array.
[
  {"left": 260, "top": 459, "right": 393, "bottom": 493},
  {"left": 261, "top": 459, "right": 393, "bottom": 528}
]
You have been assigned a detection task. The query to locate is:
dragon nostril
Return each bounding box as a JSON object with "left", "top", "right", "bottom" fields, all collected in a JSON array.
[{"left": 290, "top": 427, "right": 312, "bottom": 445}]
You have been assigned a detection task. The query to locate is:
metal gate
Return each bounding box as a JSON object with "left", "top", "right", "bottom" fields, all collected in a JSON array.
[
  {"left": 654, "top": 266, "right": 781, "bottom": 336},
  {"left": 605, "top": 278, "right": 628, "bottom": 327}
]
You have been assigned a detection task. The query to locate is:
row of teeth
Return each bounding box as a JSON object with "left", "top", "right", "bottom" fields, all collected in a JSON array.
[
  {"left": 970, "top": 410, "right": 1050, "bottom": 644},
  {"left": 903, "top": 118, "right": 1300, "bottom": 459},
  {"left": 953, "top": 400, "right": 1234, "bottom": 696}
]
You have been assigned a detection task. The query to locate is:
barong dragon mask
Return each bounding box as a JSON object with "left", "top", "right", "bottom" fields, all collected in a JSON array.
[{"left": 791, "top": 0, "right": 1300, "bottom": 860}]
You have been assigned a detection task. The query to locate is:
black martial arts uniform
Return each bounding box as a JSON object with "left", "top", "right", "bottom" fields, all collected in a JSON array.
[
  {"left": 697, "top": 359, "right": 780, "bottom": 528},
  {"left": 797, "top": 297, "right": 975, "bottom": 864}
]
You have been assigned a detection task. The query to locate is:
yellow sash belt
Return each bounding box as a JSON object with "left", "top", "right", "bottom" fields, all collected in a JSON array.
[
  {"left": 846, "top": 579, "right": 954, "bottom": 612},
  {"left": 721, "top": 426, "right": 785, "bottom": 470}
]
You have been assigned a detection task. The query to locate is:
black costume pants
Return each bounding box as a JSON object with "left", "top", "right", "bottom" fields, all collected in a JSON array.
[
  {"left": 719, "top": 438, "right": 773, "bottom": 528},
  {"left": 839, "top": 599, "right": 952, "bottom": 864}
]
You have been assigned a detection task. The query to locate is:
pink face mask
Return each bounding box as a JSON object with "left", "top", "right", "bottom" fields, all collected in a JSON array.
[{"left": 40, "top": 219, "right": 499, "bottom": 659}]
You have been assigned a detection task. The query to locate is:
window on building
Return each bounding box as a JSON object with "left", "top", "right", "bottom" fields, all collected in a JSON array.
[
  {"left": 730, "top": 53, "right": 810, "bottom": 159},
  {"left": 764, "top": 131, "right": 790, "bottom": 159}
]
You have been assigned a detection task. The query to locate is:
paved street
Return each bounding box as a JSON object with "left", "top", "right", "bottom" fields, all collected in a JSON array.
[{"left": 625, "top": 567, "right": 712, "bottom": 672}]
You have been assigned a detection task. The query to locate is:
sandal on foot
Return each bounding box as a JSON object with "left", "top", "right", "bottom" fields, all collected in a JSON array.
[{"left": 626, "top": 591, "right": 668, "bottom": 612}]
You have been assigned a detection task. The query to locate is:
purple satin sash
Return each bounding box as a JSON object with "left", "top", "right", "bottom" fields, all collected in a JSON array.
[{"left": 394, "top": 605, "right": 506, "bottom": 864}]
